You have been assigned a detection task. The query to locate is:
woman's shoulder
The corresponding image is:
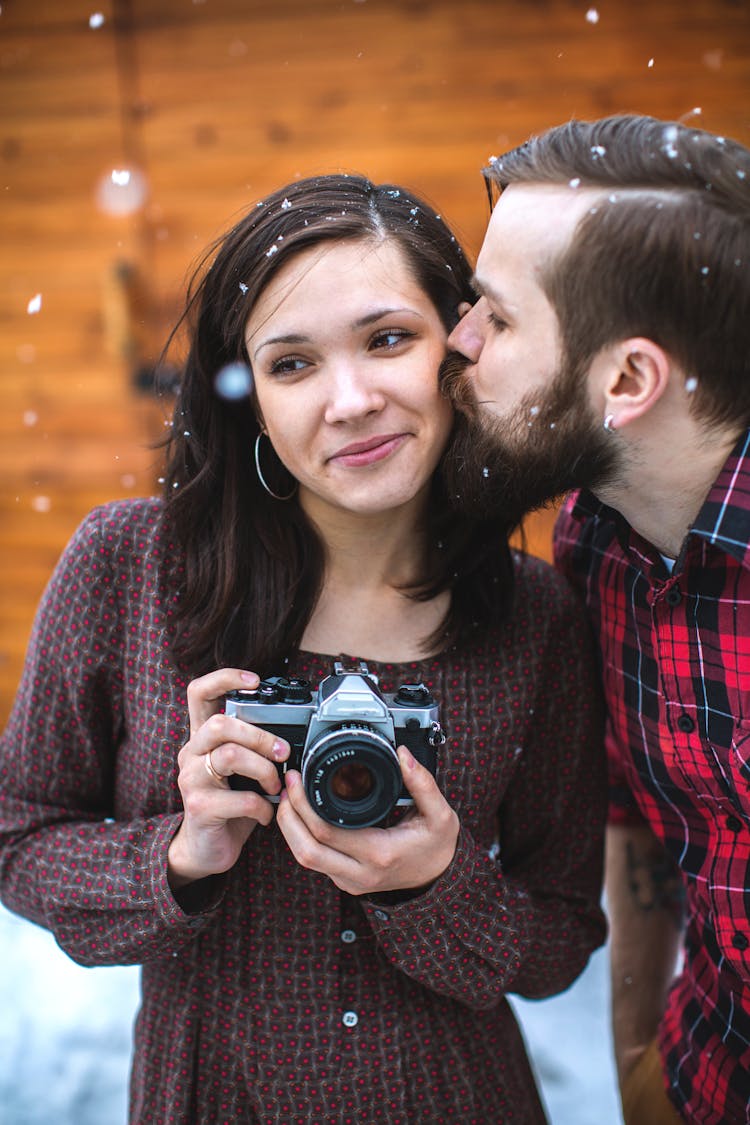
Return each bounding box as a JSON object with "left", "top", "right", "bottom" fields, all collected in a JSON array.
[
  {"left": 493, "top": 547, "right": 591, "bottom": 654},
  {"left": 510, "top": 547, "right": 582, "bottom": 610},
  {"left": 62, "top": 496, "right": 167, "bottom": 569},
  {"left": 74, "top": 495, "right": 164, "bottom": 541},
  {"left": 438, "top": 549, "right": 588, "bottom": 667}
]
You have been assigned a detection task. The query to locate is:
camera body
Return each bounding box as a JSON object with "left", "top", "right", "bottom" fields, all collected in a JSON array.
[{"left": 225, "top": 661, "right": 445, "bottom": 828}]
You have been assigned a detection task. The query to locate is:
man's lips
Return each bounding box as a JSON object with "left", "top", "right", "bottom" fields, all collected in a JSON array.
[{"left": 328, "top": 433, "right": 408, "bottom": 466}]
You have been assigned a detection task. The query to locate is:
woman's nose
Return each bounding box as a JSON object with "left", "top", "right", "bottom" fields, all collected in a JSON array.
[
  {"left": 447, "top": 301, "right": 485, "bottom": 363},
  {"left": 324, "top": 364, "right": 386, "bottom": 425}
]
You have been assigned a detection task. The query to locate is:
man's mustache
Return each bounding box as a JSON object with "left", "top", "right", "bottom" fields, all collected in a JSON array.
[{"left": 439, "top": 351, "right": 477, "bottom": 414}]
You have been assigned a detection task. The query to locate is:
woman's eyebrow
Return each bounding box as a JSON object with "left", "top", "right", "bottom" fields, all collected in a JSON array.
[
  {"left": 352, "top": 306, "right": 423, "bottom": 328},
  {"left": 253, "top": 306, "right": 424, "bottom": 358}
]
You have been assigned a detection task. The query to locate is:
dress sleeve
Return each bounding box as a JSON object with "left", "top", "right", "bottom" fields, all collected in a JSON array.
[
  {"left": 0, "top": 506, "right": 223, "bottom": 966},
  {"left": 361, "top": 556, "right": 608, "bottom": 1010}
]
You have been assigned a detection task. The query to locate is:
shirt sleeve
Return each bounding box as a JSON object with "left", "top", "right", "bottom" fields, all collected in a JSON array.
[
  {"left": 553, "top": 496, "right": 646, "bottom": 828},
  {"left": 361, "top": 554, "right": 608, "bottom": 1010},
  {"left": 0, "top": 506, "right": 223, "bottom": 966}
]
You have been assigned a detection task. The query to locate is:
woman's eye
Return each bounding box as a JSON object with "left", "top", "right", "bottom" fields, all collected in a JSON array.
[
  {"left": 269, "top": 355, "right": 308, "bottom": 375},
  {"left": 370, "top": 328, "right": 414, "bottom": 350}
]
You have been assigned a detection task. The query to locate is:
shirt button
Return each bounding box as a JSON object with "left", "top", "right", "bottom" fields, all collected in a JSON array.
[
  {"left": 373, "top": 909, "right": 390, "bottom": 922},
  {"left": 726, "top": 815, "right": 743, "bottom": 833},
  {"left": 342, "top": 1010, "right": 359, "bottom": 1028},
  {"left": 341, "top": 929, "right": 357, "bottom": 944},
  {"left": 677, "top": 714, "right": 695, "bottom": 734},
  {"left": 665, "top": 586, "right": 682, "bottom": 606},
  {"left": 732, "top": 932, "right": 749, "bottom": 951}
]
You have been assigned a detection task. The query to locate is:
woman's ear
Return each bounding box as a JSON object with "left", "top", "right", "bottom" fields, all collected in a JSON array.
[{"left": 599, "top": 337, "right": 671, "bottom": 431}]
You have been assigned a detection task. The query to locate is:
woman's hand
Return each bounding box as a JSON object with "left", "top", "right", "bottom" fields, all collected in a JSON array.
[
  {"left": 276, "top": 746, "right": 459, "bottom": 896},
  {"left": 167, "top": 669, "right": 290, "bottom": 890}
]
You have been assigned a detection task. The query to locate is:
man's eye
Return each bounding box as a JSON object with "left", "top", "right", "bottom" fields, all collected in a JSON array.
[
  {"left": 487, "top": 312, "right": 507, "bottom": 332},
  {"left": 370, "top": 329, "right": 414, "bottom": 350}
]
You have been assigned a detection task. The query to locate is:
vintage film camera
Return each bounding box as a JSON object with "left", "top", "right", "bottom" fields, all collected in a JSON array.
[{"left": 225, "top": 661, "right": 445, "bottom": 828}]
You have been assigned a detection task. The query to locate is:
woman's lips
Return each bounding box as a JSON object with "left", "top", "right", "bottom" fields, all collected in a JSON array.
[{"left": 329, "top": 433, "right": 408, "bottom": 467}]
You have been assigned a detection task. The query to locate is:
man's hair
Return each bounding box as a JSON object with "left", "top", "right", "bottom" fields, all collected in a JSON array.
[
  {"left": 485, "top": 115, "right": 750, "bottom": 429},
  {"left": 160, "top": 174, "right": 513, "bottom": 675}
]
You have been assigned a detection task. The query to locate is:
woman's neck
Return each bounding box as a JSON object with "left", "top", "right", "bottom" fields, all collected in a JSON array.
[
  {"left": 298, "top": 489, "right": 448, "bottom": 662},
  {"left": 301, "top": 488, "right": 429, "bottom": 590}
]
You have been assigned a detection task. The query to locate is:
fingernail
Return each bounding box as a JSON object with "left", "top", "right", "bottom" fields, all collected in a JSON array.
[
  {"left": 272, "top": 739, "right": 289, "bottom": 761},
  {"left": 240, "top": 671, "right": 259, "bottom": 684},
  {"left": 399, "top": 746, "right": 416, "bottom": 770},
  {"left": 285, "top": 771, "right": 298, "bottom": 790}
]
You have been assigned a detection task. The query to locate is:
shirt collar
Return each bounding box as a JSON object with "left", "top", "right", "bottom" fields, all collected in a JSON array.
[
  {"left": 569, "top": 428, "right": 750, "bottom": 571},
  {"left": 690, "top": 428, "right": 750, "bottom": 569}
]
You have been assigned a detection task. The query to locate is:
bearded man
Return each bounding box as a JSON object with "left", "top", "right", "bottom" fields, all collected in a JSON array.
[{"left": 442, "top": 114, "right": 750, "bottom": 1125}]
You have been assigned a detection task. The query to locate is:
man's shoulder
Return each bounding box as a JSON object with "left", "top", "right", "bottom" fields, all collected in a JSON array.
[{"left": 553, "top": 491, "right": 623, "bottom": 569}]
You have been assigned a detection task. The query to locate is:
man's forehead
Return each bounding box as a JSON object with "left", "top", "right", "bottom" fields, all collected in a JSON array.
[{"left": 487, "top": 182, "right": 601, "bottom": 253}]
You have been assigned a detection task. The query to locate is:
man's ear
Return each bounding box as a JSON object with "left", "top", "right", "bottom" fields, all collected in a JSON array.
[{"left": 598, "top": 337, "right": 671, "bottom": 431}]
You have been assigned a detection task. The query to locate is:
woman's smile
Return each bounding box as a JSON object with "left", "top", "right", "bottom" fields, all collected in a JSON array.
[{"left": 327, "top": 432, "right": 410, "bottom": 467}]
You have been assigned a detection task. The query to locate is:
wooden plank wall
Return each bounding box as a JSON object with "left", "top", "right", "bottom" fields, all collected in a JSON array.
[{"left": 2, "top": 0, "right": 749, "bottom": 723}]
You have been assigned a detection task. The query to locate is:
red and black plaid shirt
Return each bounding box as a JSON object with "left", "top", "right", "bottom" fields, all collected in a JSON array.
[{"left": 554, "top": 430, "right": 750, "bottom": 1125}]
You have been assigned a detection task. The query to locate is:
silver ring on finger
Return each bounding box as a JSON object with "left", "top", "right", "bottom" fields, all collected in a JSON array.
[{"left": 204, "top": 749, "right": 224, "bottom": 784}]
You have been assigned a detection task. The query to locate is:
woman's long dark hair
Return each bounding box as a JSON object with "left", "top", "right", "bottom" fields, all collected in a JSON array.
[{"left": 161, "top": 174, "right": 514, "bottom": 675}]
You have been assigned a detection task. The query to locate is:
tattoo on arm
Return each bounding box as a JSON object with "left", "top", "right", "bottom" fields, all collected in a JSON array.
[{"left": 625, "top": 841, "right": 685, "bottom": 928}]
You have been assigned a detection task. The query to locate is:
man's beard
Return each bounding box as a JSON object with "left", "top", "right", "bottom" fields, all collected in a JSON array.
[{"left": 440, "top": 351, "right": 621, "bottom": 528}]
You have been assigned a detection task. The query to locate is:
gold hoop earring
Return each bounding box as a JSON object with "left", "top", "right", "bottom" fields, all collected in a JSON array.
[{"left": 253, "top": 432, "right": 297, "bottom": 501}]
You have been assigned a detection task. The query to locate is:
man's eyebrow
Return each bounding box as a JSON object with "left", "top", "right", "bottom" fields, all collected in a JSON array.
[{"left": 471, "top": 274, "right": 504, "bottom": 306}]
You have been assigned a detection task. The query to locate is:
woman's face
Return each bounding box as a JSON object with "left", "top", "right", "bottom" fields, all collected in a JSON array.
[{"left": 244, "top": 237, "right": 453, "bottom": 521}]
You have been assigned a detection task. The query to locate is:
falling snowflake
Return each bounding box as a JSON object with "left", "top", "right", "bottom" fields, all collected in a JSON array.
[
  {"left": 214, "top": 362, "right": 254, "bottom": 401},
  {"left": 661, "top": 125, "right": 679, "bottom": 159},
  {"left": 27, "top": 293, "right": 42, "bottom": 315},
  {"left": 585, "top": 8, "right": 599, "bottom": 24}
]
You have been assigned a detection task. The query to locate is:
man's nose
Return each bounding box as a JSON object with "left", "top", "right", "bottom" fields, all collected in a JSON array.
[{"left": 447, "top": 300, "right": 485, "bottom": 363}]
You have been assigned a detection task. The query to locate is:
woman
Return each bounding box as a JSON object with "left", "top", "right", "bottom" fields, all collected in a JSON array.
[{"left": 0, "top": 175, "right": 606, "bottom": 1124}]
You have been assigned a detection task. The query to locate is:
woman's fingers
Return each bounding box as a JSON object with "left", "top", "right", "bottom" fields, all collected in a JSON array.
[
  {"left": 186, "top": 668, "right": 259, "bottom": 734},
  {"left": 276, "top": 753, "right": 459, "bottom": 896},
  {"left": 180, "top": 780, "right": 277, "bottom": 830}
]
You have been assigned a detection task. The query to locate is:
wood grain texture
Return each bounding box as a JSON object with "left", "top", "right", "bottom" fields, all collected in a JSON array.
[{"left": 2, "top": 0, "right": 749, "bottom": 720}]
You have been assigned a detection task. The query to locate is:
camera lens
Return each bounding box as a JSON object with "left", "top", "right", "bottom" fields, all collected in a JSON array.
[
  {"left": 329, "top": 761, "right": 375, "bottom": 802},
  {"left": 302, "top": 724, "right": 401, "bottom": 828}
]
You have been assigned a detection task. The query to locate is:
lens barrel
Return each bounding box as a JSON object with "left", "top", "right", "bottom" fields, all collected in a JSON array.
[{"left": 302, "top": 723, "right": 402, "bottom": 828}]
